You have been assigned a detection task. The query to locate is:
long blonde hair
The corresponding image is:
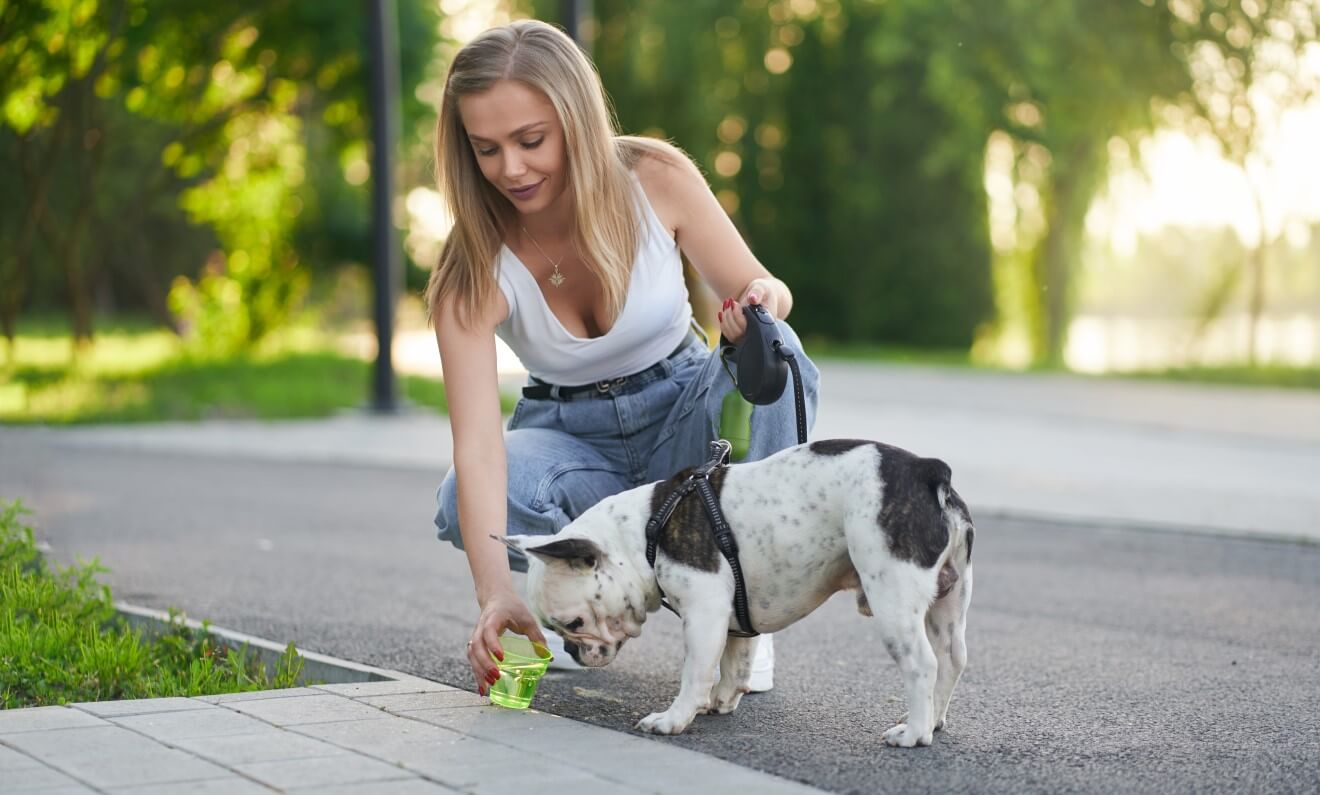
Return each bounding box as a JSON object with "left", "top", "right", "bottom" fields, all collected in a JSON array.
[{"left": 426, "top": 19, "right": 673, "bottom": 328}]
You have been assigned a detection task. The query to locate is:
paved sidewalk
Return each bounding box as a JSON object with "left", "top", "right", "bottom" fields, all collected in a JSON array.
[
  {"left": 0, "top": 680, "right": 820, "bottom": 794},
  {"left": 28, "top": 359, "right": 1320, "bottom": 543}
]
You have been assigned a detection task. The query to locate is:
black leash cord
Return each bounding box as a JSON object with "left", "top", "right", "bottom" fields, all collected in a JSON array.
[{"left": 774, "top": 341, "right": 808, "bottom": 446}]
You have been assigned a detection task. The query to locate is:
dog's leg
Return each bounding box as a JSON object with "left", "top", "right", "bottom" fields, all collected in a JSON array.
[
  {"left": 858, "top": 568, "right": 939, "bottom": 748},
  {"left": 926, "top": 562, "right": 972, "bottom": 730},
  {"left": 706, "top": 635, "right": 756, "bottom": 715},
  {"left": 636, "top": 602, "right": 730, "bottom": 735}
]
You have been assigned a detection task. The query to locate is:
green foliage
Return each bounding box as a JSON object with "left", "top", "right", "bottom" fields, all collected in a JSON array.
[
  {"left": 567, "top": 0, "right": 999, "bottom": 347},
  {"left": 1, "top": 0, "right": 442, "bottom": 350},
  {"left": 0, "top": 319, "right": 465, "bottom": 423},
  {"left": 0, "top": 500, "right": 304, "bottom": 708}
]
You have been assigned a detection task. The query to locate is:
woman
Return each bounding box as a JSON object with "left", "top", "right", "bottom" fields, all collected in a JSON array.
[{"left": 427, "top": 20, "right": 819, "bottom": 696}]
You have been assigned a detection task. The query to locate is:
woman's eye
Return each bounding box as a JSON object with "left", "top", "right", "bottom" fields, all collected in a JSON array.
[
  {"left": 477, "top": 147, "right": 498, "bottom": 157},
  {"left": 521, "top": 138, "right": 543, "bottom": 149}
]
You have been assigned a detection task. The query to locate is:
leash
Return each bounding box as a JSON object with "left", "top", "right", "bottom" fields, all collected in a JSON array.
[
  {"left": 641, "top": 309, "right": 809, "bottom": 637},
  {"left": 644, "top": 440, "right": 759, "bottom": 637}
]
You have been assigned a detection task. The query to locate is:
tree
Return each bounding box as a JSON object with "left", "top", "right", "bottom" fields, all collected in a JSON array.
[
  {"left": 0, "top": 0, "right": 440, "bottom": 353},
  {"left": 1171, "top": 0, "right": 1320, "bottom": 363},
  {"left": 929, "top": 0, "right": 1192, "bottom": 365}
]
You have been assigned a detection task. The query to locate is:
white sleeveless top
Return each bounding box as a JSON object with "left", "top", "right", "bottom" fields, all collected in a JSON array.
[{"left": 494, "top": 177, "right": 693, "bottom": 385}]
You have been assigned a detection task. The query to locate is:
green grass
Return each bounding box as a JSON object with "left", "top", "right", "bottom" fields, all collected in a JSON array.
[
  {"left": 1118, "top": 364, "right": 1320, "bottom": 391},
  {"left": 803, "top": 336, "right": 1320, "bottom": 391},
  {"left": 0, "top": 316, "right": 514, "bottom": 424},
  {"left": 0, "top": 500, "right": 305, "bottom": 708}
]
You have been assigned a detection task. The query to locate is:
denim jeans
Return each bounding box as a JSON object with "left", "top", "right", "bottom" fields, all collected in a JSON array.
[{"left": 433, "top": 320, "right": 820, "bottom": 571}]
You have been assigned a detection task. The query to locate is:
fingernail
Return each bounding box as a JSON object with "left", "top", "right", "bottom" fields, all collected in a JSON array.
[{"left": 717, "top": 311, "right": 723, "bottom": 321}]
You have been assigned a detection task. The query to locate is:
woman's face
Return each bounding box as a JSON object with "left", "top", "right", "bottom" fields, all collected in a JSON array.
[{"left": 458, "top": 80, "right": 569, "bottom": 218}]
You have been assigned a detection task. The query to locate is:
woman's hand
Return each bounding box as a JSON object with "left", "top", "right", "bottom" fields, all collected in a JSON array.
[
  {"left": 718, "top": 277, "right": 789, "bottom": 344},
  {"left": 467, "top": 587, "right": 547, "bottom": 696}
]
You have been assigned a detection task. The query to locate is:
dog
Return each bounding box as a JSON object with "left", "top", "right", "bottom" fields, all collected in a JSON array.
[{"left": 500, "top": 438, "right": 975, "bottom": 747}]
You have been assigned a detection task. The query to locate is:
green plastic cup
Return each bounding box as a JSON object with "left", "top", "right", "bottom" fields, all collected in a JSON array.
[{"left": 488, "top": 635, "right": 553, "bottom": 709}]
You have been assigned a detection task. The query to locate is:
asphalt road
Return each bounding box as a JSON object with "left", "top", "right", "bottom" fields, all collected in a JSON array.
[{"left": 3, "top": 434, "right": 1317, "bottom": 794}]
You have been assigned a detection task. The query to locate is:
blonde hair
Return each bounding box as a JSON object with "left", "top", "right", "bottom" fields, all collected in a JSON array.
[{"left": 426, "top": 19, "right": 675, "bottom": 328}]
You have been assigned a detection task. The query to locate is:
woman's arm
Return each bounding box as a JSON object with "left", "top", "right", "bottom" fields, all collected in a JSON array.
[
  {"left": 434, "top": 291, "right": 545, "bottom": 693},
  {"left": 634, "top": 145, "right": 793, "bottom": 341}
]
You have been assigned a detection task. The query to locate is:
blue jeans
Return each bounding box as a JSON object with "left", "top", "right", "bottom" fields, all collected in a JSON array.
[{"left": 433, "top": 321, "right": 820, "bottom": 571}]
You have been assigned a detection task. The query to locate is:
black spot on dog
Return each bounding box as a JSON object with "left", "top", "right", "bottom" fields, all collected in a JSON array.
[
  {"left": 648, "top": 468, "right": 728, "bottom": 572},
  {"left": 966, "top": 525, "right": 975, "bottom": 562},
  {"left": 810, "top": 439, "right": 872, "bottom": 456},
  {"left": 874, "top": 443, "right": 953, "bottom": 569}
]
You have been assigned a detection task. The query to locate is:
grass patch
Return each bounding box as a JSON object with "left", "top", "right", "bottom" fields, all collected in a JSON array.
[
  {"left": 802, "top": 337, "right": 984, "bottom": 368},
  {"left": 0, "top": 316, "right": 512, "bottom": 424},
  {"left": 1117, "top": 364, "right": 1320, "bottom": 391},
  {"left": 0, "top": 500, "right": 307, "bottom": 708}
]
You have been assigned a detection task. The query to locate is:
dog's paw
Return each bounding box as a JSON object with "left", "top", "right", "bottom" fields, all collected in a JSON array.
[
  {"left": 636, "top": 710, "right": 692, "bottom": 735},
  {"left": 707, "top": 687, "right": 746, "bottom": 715},
  {"left": 898, "top": 711, "right": 946, "bottom": 732},
  {"left": 883, "top": 723, "right": 933, "bottom": 748}
]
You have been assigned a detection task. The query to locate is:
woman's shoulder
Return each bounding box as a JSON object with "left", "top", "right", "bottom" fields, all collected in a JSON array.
[
  {"left": 623, "top": 136, "right": 701, "bottom": 186},
  {"left": 621, "top": 137, "right": 705, "bottom": 232}
]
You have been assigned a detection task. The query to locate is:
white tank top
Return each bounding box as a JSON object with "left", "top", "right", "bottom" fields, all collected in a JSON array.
[{"left": 494, "top": 176, "right": 693, "bottom": 385}]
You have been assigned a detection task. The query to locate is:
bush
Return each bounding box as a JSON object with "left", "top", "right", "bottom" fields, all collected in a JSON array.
[{"left": 0, "top": 500, "right": 304, "bottom": 708}]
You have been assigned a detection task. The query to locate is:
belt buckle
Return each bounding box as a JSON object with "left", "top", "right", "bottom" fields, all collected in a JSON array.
[{"left": 596, "top": 380, "right": 612, "bottom": 394}]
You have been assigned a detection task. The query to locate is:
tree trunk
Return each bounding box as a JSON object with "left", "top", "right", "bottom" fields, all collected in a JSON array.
[
  {"left": 1033, "top": 146, "right": 1096, "bottom": 367},
  {"left": 1244, "top": 185, "right": 1269, "bottom": 365}
]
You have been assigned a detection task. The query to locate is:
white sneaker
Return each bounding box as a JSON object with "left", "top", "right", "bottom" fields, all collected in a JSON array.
[
  {"left": 748, "top": 634, "right": 774, "bottom": 693},
  {"left": 539, "top": 632, "right": 584, "bottom": 671}
]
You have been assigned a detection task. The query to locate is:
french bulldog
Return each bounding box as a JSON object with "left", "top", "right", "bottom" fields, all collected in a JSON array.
[{"left": 500, "top": 438, "right": 975, "bottom": 747}]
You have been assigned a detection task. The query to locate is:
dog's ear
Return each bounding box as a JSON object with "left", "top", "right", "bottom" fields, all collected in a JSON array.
[{"left": 521, "top": 536, "right": 606, "bottom": 571}]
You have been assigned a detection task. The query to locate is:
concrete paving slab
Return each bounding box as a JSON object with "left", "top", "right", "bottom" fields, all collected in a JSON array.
[
  {"left": 1, "top": 759, "right": 93, "bottom": 792},
  {"left": 1, "top": 725, "right": 232, "bottom": 789},
  {"left": 292, "top": 717, "right": 498, "bottom": 767},
  {"left": 109, "top": 706, "right": 270, "bottom": 741},
  {"left": 104, "top": 776, "right": 276, "bottom": 794},
  {"left": 0, "top": 706, "right": 106, "bottom": 734},
  {"left": 221, "top": 693, "right": 387, "bottom": 726},
  {"left": 73, "top": 697, "right": 206, "bottom": 718},
  {"left": 305, "top": 780, "right": 460, "bottom": 794},
  {"left": 193, "top": 687, "right": 324, "bottom": 704},
  {"left": 167, "top": 728, "right": 346, "bottom": 766},
  {"left": 356, "top": 690, "right": 489, "bottom": 711},
  {"left": 236, "top": 751, "right": 417, "bottom": 791},
  {"left": 314, "top": 681, "right": 460, "bottom": 698}
]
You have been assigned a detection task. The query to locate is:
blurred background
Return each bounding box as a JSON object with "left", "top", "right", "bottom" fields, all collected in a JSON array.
[{"left": 2, "top": 0, "right": 1318, "bottom": 424}]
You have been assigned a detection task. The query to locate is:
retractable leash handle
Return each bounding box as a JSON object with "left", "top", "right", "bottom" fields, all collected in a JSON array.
[{"left": 723, "top": 304, "right": 808, "bottom": 446}]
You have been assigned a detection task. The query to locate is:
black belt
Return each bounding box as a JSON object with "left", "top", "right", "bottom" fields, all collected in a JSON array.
[{"left": 521, "top": 333, "right": 697, "bottom": 401}]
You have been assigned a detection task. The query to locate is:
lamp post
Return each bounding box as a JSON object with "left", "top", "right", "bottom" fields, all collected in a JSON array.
[{"left": 366, "top": 0, "right": 401, "bottom": 413}]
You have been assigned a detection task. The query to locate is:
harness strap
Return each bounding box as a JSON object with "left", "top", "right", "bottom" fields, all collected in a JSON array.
[{"left": 644, "top": 440, "right": 758, "bottom": 637}]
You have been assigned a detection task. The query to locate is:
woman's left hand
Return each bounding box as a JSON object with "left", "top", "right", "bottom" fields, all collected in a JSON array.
[{"left": 718, "top": 277, "right": 786, "bottom": 344}]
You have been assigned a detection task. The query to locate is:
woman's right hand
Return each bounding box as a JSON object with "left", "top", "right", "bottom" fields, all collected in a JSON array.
[{"left": 467, "top": 587, "right": 548, "bottom": 695}]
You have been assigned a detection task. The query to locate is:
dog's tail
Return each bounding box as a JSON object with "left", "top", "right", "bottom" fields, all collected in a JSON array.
[{"left": 916, "top": 457, "right": 973, "bottom": 599}]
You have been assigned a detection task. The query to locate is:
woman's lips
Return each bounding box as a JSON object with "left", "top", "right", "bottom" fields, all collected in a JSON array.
[{"left": 508, "top": 180, "right": 543, "bottom": 201}]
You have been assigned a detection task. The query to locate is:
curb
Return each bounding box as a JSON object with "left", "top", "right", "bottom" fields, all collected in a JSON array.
[
  {"left": 115, "top": 601, "right": 436, "bottom": 687},
  {"left": 980, "top": 506, "right": 1320, "bottom": 548}
]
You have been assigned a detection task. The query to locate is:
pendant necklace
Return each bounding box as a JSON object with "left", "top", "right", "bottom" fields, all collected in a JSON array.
[{"left": 521, "top": 225, "right": 566, "bottom": 287}]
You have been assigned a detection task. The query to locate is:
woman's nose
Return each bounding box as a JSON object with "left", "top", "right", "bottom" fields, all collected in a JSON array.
[{"left": 503, "top": 151, "right": 527, "bottom": 180}]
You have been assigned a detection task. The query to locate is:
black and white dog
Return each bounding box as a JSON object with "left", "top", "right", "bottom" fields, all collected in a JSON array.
[{"left": 500, "top": 439, "right": 975, "bottom": 747}]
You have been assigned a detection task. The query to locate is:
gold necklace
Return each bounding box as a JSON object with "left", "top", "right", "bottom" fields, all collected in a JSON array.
[{"left": 521, "top": 225, "right": 566, "bottom": 287}]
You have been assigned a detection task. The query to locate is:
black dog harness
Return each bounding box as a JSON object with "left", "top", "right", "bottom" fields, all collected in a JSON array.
[
  {"left": 640, "top": 305, "right": 811, "bottom": 640},
  {"left": 644, "top": 440, "right": 759, "bottom": 638}
]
